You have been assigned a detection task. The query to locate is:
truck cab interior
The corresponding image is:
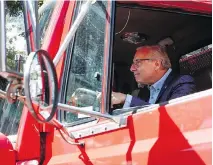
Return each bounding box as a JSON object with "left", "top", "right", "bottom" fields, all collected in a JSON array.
[{"left": 112, "top": 2, "right": 212, "bottom": 98}]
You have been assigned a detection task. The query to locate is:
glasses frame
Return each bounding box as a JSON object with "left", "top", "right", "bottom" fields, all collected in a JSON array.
[{"left": 131, "top": 58, "right": 156, "bottom": 68}]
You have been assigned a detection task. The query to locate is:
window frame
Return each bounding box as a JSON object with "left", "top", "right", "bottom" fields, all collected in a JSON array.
[{"left": 58, "top": 1, "right": 115, "bottom": 126}]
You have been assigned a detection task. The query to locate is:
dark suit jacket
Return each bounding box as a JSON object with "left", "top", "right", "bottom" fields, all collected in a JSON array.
[{"left": 130, "top": 72, "right": 196, "bottom": 107}]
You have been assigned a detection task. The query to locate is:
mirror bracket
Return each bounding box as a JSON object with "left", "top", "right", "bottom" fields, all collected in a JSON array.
[
  {"left": 6, "top": 79, "right": 24, "bottom": 103},
  {"left": 0, "top": 78, "right": 24, "bottom": 103},
  {"left": 56, "top": 103, "right": 127, "bottom": 126},
  {"left": 39, "top": 111, "right": 84, "bottom": 146},
  {"left": 24, "top": 50, "right": 58, "bottom": 123},
  {"left": 50, "top": 117, "right": 85, "bottom": 147}
]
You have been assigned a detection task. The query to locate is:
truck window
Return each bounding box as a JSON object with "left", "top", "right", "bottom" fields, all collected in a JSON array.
[
  {"left": 62, "top": 1, "right": 110, "bottom": 124},
  {"left": 111, "top": 4, "right": 211, "bottom": 113}
]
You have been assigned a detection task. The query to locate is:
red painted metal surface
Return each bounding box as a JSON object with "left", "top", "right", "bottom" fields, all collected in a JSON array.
[
  {"left": 101, "top": 1, "right": 113, "bottom": 114},
  {"left": 54, "top": 1, "right": 76, "bottom": 85},
  {"left": 27, "top": 12, "right": 36, "bottom": 51},
  {"left": 15, "top": 107, "right": 40, "bottom": 161},
  {"left": 46, "top": 90, "right": 211, "bottom": 165},
  {"left": 42, "top": 1, "right": 70, "bottom": 60},
  {"left": 0, "top": 133, "right": 15, "bottom": 165},
  {"left": 43, "top": 1, "right": 212, "bottom": 164},
  {"left": 1, "top": 1, "right": 211, "bottom": 165}
]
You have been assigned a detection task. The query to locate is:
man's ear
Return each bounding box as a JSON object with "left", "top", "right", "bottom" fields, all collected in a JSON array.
[{"left": 154, "top": 60, "right": 161, "bottom": 70}]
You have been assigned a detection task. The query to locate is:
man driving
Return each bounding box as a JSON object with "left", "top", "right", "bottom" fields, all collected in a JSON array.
[{"left": 112, "top": 45, "right": 196, "bottom": 107}]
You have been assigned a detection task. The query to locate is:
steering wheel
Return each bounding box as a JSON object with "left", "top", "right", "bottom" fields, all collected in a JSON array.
[{"left": 67, "top": 88, "right": 101, "bottom": 111}]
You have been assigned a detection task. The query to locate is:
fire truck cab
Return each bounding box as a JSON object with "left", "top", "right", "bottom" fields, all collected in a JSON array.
[{"left": 0, "top": 0, "right": 212, "bottom": 165}]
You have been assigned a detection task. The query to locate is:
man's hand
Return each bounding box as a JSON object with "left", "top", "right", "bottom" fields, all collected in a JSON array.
[{"left": 111, "top": 92, "right": 127, "bottom": 106}]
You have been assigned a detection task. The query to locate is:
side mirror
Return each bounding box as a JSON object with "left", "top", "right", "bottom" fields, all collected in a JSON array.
[{"left": 24, "top": 50, "right": 58, "bottom": 122}]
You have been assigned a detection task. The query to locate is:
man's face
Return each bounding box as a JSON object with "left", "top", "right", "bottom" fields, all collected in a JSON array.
[{"left": 130, "top": 48, "right": 157, "bottom": 84}]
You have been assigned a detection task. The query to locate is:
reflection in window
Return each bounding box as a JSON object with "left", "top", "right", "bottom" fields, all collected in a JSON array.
[
  {"left": 39, "top": 1, "right": 56, "bottom": 45},
  {"left": 0, "top": 100, "right": 23, "bottom": 136},
  {"left": 64, "top": 1, "right": 108, "bottom": 123}
]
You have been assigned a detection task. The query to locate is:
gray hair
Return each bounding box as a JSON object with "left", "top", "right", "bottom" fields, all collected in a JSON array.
[{"left": 136, "top": 45, "right": 171, "bottom": 69}]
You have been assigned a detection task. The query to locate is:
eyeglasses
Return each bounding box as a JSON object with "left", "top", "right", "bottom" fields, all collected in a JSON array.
[{"left": 131, "top": 58, "right": 154, "bottom": 68}]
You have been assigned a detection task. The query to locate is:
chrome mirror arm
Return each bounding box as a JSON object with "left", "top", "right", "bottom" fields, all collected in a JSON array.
[
  {"left": 25, "top": 0, "right": 40, "bottom": 50},
  {"left": 53, "top": 0, "right": 94, "bottom": 66},
  {"left": 0, "top": 0, "right": 6, "bottom": 72},
  {"left": 26, "top": 0, "right": 36, "bottom": 33},
  {"left": 55, "top": 103, "right": 127, "bottom": 126}
]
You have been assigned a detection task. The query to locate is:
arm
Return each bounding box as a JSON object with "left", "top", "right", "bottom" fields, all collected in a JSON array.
[
  {"left": 130, "top": 96, "right": 150, "bottom": 107},
  {"left": 111, "top": 92, "right": 150, "bottom": 107}
]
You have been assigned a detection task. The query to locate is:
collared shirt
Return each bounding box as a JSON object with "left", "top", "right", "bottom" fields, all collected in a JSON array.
[
  {"left": 148, "top": 68, "right": 172, "bottom": 104},
  {"left": 123, "top": 68, "right": 172, "bottom": 108}
]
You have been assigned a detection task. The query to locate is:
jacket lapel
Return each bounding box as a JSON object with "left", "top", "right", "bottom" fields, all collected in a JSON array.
[{"left": 156, "top": 71, "right": 176, "bottom": 102}]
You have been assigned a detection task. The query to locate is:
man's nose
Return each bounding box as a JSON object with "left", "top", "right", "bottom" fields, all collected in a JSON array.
[{"left": 130, "top": 64, "right": 136, "bottom": 72}]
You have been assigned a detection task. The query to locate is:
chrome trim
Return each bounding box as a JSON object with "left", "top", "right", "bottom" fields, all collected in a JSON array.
[
  {"left": 53, "top": 0, "right": 93, "bottom": 66},
  {"left": 70, "top": 120, "right": 126, "bottom": 138},
  {"left": 26, "top": 0, "right": 38, "bottom": 50},
  {"left": 57, "top": 103, "right": 127, "bottom": 125},
  {"left": 0, "top": 0, "right": 6, "bottom": 72},
  {"left": 26, "top": 0, "right": 36, "bottom": 39},
  {"left": 35, "top": 1, "right": 40, "bottom": 49},
  {"left": 24, "top": 50, "right": 58, "bottom": 122},
  {"left": 38, "top": 0, "right": 56, "bottom": 15}
]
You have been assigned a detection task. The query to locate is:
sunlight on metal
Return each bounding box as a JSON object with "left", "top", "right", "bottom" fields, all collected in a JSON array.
[
  {"left": 39, "top": 110, "right": 84, "bottom": 145},
  {"left": 39, "top": 102, "right": 126, "bottom": 125},
  {"left": 26, "top": 0, "right": 37, "bottom": 49},
  {"left": 53, "top": 0, "right": 93, "bottom": 66},
  {"left": 38, "top": 0, "right": 56, "bottom": 15},
  {"left": 0, "top": 1, "right": 6, "bottom": 72},
  {"left": 35, "top": 1, "right": 40, "bottom": 49},
  {"left": 56, "top": 103, "right": 127, "bottom": 125}
]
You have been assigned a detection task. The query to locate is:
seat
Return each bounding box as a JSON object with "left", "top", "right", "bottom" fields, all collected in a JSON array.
[{"left": 179, "top": 48, "right": 212, "bottom": 92}]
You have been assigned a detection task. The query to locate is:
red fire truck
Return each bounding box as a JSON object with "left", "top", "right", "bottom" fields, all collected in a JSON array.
[{"left": 0, "top": 0, "right": 211, "bottom": 165}]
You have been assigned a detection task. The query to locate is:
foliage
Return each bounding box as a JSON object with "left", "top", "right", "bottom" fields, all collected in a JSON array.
[
  {"left": 6, "top": 1, "right": 23, "bottom": 17},
  {"left": 6, "top": 1, "right": 44, "bottom": 16},
  {"left": 5, "top": 1, "right": 43, "bottom": 70},
  {"left": 0, "top": 1, "right": 43, "bottom": 85}
]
